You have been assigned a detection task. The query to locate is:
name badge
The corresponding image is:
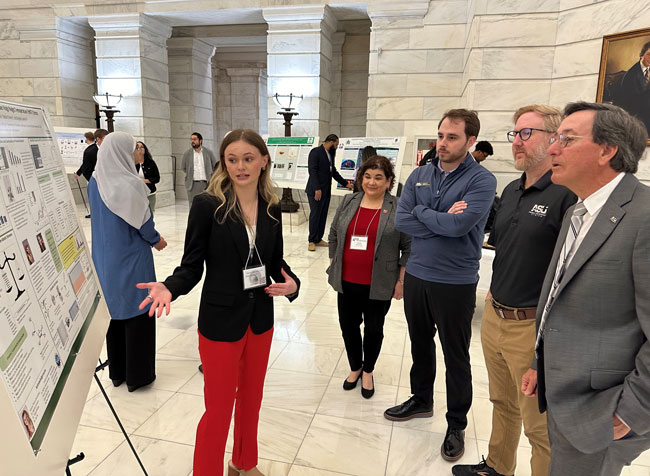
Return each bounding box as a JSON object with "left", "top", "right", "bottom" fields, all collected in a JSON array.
[
  {"left": 350, "top": 235, "right": 368, "bottom": 251},
  {"left": 242, "top": 264, "right": 267, "bottom": 290},
  {"left": 416, "top": 182, "right": 431, "bottom": 187}
]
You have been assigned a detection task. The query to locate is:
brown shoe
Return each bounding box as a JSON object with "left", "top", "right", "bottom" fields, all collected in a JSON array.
[
  {"left": 316, "top": 240, "right": 328, "bottom": 247},
  {"left": 308, "top": 242, "right": 316, "bottom": 251}
]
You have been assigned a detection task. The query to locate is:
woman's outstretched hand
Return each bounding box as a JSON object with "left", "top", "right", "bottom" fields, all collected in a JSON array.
[
  {"left": 136, "top": 281, "right": 172, "bottom": 317},
  {"left": 265, "top": 268, "right": 298, "bottom": 297}
]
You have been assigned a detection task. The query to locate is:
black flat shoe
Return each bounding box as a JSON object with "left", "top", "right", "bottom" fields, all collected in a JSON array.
[
  {"left": 127, "top": 376, "right": 156, "bottom": 393},
  {"left": 384, "top": 395, "right": 433, "bottom": 421},
  {"left": 361, "top": 374, "right": 374, "bottom": 399},
  {"left": 343, "top": 369, "right": 362, "bottom": 390},
  {"left": 111, "top": 379, "right": 124, "bottom": 387},
  {"left": 198, "top": 364, "right": 203, "bottom": 374},
  {"left": 441, "top": 427, "right": 465, "bottom": 462}
]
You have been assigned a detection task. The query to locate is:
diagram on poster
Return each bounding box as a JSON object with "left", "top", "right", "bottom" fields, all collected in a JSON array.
[
  {"left": 0, "top": 101, "right": 100, "bottom": 454},
  {"left": 54, "top": 128, "right": 91, "bottom": 172},
  {"left": 266, "top": 136, "right": 318, "bottom": 188},
  {"left": 334, "top": 137, "right": 405, "bottom": 191}
]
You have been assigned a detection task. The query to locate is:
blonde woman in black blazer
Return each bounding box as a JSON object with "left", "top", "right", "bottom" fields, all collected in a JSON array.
[
  {"left": 138, "top": 129, "right": 299, "bottom": 476},
  {"left": 328, "top": 156, "right": 411, "bottom": 398}
]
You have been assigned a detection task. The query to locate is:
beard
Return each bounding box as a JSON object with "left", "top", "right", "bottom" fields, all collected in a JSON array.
[
  {"left": 328, "top": 145, "right": 337, "bottom": 159},
  {"left": 513, "top": 142, "right": 546, "bottom": 171},
  {"left": 192, "top": 143, "right": 201, "bottom": 150}
]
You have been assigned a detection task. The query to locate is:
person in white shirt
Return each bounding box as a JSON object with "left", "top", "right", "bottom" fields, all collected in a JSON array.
[{"left": 182, "top": 132, "right": 218, "bottom": 205}]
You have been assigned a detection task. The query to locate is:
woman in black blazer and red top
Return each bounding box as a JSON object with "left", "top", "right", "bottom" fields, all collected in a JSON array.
[{"left": 138, "top": 129, "right": 299, "bottom": 476}]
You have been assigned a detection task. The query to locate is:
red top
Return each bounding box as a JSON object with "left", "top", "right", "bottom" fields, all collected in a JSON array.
[{"left": 342, "top": 206, "right": 381, "bottom": 285}]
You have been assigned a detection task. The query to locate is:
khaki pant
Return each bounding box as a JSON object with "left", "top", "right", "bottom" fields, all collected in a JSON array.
[{"left": 481, "top": 298, "right": 550, "bottom": 476}]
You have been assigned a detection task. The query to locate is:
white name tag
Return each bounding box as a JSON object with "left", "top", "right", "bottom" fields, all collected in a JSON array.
[
  {"left": 350, "top": 235, "right": 368, "bottom": 250},
  {"left": 242, "top": 264, "right": 267, "bottom": 290}
]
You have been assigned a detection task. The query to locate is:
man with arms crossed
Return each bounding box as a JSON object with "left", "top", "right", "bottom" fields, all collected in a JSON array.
[
  {"left": 452, "top": 105, "right": 576, "bottom": 476},
  {"left": 522, "top": 102, "right": 650, "bottom": 475},
  {"left": 385, "top": 109, "right": 497, "bottom": 462}
]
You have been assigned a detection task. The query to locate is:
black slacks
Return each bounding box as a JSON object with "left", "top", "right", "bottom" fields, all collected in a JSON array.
[
  {"left": 307, "top": 190, "right": 331, "bottom": 244},
  {"left": 106, "top": 312, "right": 156, "bottom": 387},
  {"left": 337, "top": 281, "right": 391, "bottom": 373},
  {"left": 404, "top": 272, "right": 476, "bottom": 429}
]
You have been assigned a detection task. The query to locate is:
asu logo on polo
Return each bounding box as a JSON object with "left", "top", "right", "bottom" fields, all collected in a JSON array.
[{"left": 529, "top": 204, "right": 548, "bottom": 218}]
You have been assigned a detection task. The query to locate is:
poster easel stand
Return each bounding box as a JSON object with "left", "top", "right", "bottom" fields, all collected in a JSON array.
[{"left": 66, "top": 359, "right": 148, "bottom": 476}]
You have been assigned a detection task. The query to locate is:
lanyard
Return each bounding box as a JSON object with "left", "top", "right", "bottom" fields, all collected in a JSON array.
[
  {"left": 237, "top": 196, "right": 262, "bottom": 269},
  {"left": 351, "top": 206, "right": 381, "bottom": 237}
]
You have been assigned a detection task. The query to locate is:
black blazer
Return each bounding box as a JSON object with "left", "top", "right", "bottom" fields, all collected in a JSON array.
[
  {"left": 76, "top": 143, "right": 98, "bottom": 181},
  {"left": 136, "top": 156, "right": 160, "bottom": 193},
  {"left": 163, "top": 193, "right": 300, "bottom": 342},
  {"left": 617, "top": 62, "right": 650, "bottom": 132},
  {"left": 305, "top": 144, "right": 348, "bottom": 194}
]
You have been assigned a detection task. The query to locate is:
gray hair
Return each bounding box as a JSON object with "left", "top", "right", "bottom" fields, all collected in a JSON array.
[{"left": 563, "top": 102, "right": 648, "bottom": 173}]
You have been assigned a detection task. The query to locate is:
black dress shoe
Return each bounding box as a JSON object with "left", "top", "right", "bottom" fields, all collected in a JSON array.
[
  {"left": 384, "top": 395, "right": 433, "bottom": 421},
  {"left": 85, "top": 214, "right": 91, "bottom": 219},
  {"left": 452, "top": 457, "right": 505, "bottom": 476},
  {"left": 441, "top": 427, "right": 465, "bottom": 461},
  {"left": 111, "top": 379, "right": 124, "bottom": 387},
  {"left": 343, "top": 369, "right": 362, "bottom": 390},
  {"left": 361, "top": 374, "right": 374, "bottom": 399},
  {"left": 198, "top": 364, "right": 203, "bottom": 374}
]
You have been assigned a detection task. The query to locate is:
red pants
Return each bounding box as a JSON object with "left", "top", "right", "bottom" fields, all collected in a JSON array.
[{"left": 194, "top": 327, "right": 273, "bottom": 476}]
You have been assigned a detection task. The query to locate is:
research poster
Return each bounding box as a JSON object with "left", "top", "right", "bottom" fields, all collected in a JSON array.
[
  {"left": 266, "top": 136, "right": 318, "bottom": 188},
  {"left": 54, "top": 127, "right": 92, "bottom": 172},
  {"left": 334, "top": 137, "right": 405, "bottom": 190},
  {"left": 0, "top": 101, "right": 100, "bottom": 453}
]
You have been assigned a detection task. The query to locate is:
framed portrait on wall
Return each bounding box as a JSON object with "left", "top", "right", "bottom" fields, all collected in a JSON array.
[{"left": 596, "top": 27, "right": 650, "bottom": 144}]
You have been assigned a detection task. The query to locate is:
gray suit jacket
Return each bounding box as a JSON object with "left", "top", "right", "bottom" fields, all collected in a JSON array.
[
  {"left": 535, "top": 173, "right": 650, "bottom": 454},
  {"left": 182, "top": 147, "right": 218, "bottom": 191},
  {"left": 327, "top": 192, "right": 411, "bottom": 301}
]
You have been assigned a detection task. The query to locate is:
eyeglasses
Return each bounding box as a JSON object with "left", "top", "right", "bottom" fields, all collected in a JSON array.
[
  {"left": 548, "top": 133, "right": 584, "bottom": 148},
  {"left": 135, "top": 146, "right": 143, "bottom": 151},
  {"left": 506, "top": 128, "right": 553, "bottom": 142}
]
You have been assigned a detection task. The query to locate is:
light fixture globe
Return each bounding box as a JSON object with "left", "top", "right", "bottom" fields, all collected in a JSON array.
[
  {"left": 93, "top": 92, "right": 123, "bottom": 109},
  {"left": 272, "top": 92, "right": 303, "bottom": 111}
]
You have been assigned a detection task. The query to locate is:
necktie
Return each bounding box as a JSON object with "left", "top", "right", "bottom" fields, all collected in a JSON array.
[
  {"left": 645, "top": 68, "right": 650, "bottom": 85},
  {"left": 535, "top": 202, "right": 588, "bottom": 352}
]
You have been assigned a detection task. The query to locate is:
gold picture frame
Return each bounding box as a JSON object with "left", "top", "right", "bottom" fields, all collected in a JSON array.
[{"left": 596, "top": 27, "right": 650, "bottom": 144}]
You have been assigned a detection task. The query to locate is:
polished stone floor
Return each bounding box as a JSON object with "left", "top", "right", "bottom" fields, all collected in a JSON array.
[{"left": 69, "top": 199, "right": 650, "bottom": 476}]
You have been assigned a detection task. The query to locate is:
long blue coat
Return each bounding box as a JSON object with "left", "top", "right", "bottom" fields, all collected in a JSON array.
[{"left": 88, "top": 177, "right": 159, "bottom": 320}]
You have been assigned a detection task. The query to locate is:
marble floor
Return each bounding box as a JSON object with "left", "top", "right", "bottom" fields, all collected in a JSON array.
[{"left": 69, "top": 199, "right": 650, "bottom": 476}]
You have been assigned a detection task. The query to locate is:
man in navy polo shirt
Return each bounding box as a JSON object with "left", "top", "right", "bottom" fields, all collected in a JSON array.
[{"left": 385, "top": 109, "right": 497, "bottom": 462}]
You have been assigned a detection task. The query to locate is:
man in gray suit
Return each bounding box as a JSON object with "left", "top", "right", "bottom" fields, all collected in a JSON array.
[
  {"left": 182, "top": 132, "right": 218, "bottom": 205},
  {"left": 521, "top": 101, "right": 650, "bottom": 475}
]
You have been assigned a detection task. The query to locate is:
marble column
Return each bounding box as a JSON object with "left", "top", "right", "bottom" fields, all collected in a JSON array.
[
  {"left": 329, "top": 32, "right": 346, "bottom": 137},
  {"left": 167, "top": 37, "right": 216, "bottom": 200},
  {"left": 8, "top": 17, "right": 95, "bottom": 128},
  {"left": 88, "top": 14, "right": 175, "bottom": 207},
  {"left": 262, "top": 5, "right": 338, "bottom": 138}
]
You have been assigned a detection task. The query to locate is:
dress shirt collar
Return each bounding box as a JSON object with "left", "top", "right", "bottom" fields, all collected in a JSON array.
[
  {"left": 641, "top": 60, "right": 650, "bottom": 75},
  {"left": 581, "top": 171, "right": 625, "bottom": 216}
]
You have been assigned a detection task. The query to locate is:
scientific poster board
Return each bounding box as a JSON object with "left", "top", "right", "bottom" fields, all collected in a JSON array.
[
  {"left": 54, "top": 127, "right": 93, "bottom": 174},
  {"left": 266, "top": 136, "right": 406, "bottom": 197},
  {"left": 0, "top": 100, "right": 110, "bottom": 475},
  {"left": 266, "top": 136, "right": 318, "bottom": 189},
  {"left": 332, "top": 136, "right": 406, "bottom": 195}
]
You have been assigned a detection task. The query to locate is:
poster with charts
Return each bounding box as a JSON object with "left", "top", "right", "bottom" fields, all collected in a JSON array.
[
  {"left": 0, "top": 100, "right": 100, "bottom": 453},
  {"left": 333, "top": 137, "right": 406, "bottom": 195},
  {"left": 54, "top": 127, "right": 93, "bottom": 173},
  {"left": 265, "top": 136, "right": 318, "bottom": 189}
]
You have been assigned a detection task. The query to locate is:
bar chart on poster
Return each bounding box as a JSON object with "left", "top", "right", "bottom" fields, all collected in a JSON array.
[
  {"left": 0, "top": 100, "right": 110, "bottom": 475},
  {"left": 266, "top": 136, "right": 318, "bottom": 188}
]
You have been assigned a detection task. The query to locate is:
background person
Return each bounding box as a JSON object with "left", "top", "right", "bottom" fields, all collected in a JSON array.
[
  {"left": 134, "top": 141, "right": 160, "bottom": 211},
  {"left": 182, "top": 132, "right": 218, "bottom": 205},
  {"left": 472, "top": 140, "right": 494, "bottom": 163},
  {"left": 305, "top": 134, "right": 353, "bottom": 251},
  {"left": 328, "top": 156, "right": 410, "bottom": 399},
  {"left": 354, "top": 145, "right": 378, "bottom": 192},
  {"left": 137, "top": 129, "right": 300, "bottom": 476},
  {"left": 75, "top": 128, "right": 109, "bottom": 219},
  {"left": 88, "top": 131, "right": 167, "bottom": 392}
]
